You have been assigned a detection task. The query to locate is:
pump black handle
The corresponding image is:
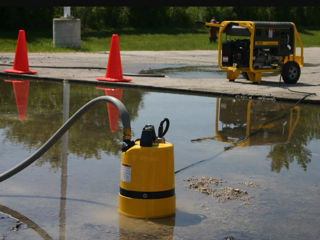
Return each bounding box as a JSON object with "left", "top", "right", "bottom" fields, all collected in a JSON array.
[{"left": 158, "top": 118, "right": 170, "bottom": 138}]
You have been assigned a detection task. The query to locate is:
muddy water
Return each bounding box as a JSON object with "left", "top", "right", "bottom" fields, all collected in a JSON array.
[{"left": 0, "top": 78, "right": 320, "bottom": 239}]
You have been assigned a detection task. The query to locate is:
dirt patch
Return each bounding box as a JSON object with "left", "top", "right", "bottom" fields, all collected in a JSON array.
[
  {"left": 0, "top": 56, "right": 12, "bottom": 64},
  {"left": 0, "top": 212, "right": 26, "bottom": 239},
  {"left": 238, "top": 181, "right": 261, "bottom": 189},
  {"left": 185, "top": 176, "right": 259, "bottom": 204}
]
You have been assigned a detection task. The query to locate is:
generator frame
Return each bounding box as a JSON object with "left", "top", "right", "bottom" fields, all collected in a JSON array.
[{"left": 205, "top": 21, "right": 304, "bottom": 83}]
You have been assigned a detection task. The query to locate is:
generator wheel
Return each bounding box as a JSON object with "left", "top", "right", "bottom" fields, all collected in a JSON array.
[{"left": 281, "top": 61, "right": 301, "bottom": 84}]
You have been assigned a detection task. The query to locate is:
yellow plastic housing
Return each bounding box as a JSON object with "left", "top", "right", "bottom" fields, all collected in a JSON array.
[{"left": 119, "top": 141, "right": 175, "bottom": 218}]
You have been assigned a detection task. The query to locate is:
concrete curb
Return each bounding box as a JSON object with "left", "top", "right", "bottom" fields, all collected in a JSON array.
[{"left": 1, "top": 71, "right": 319, "bottom": 104}]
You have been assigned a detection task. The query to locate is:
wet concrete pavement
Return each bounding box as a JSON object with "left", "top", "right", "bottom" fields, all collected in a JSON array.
[{"left": 0, "top": 49, "right": 320, "bottom": 103}]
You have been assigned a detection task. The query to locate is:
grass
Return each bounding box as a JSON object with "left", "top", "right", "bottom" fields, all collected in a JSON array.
[{"left": 0, "top": 27, "right": 320, "bottom": 52}]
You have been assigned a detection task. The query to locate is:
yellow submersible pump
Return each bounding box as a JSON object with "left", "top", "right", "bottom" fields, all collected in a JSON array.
[
  {"left": 0, "top": 95, "right": 175, "bottom": 219},
  {"left": 119, "top": 118, "right": 175, "bottom": 218}
]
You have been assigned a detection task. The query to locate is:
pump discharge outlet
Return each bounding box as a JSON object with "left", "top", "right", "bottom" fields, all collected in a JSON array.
[{"left": 119, "top": 118, "right": 175, "bottom": 218}]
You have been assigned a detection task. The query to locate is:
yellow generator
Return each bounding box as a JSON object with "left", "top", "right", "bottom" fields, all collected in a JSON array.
[{"left": 204, "top": 21, "right": 304, "bottom": 84}]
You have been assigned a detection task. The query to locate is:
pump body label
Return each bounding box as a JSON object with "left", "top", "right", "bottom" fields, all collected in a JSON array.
[{"left": 121, "top": 163, "right": 131, "bottom": 183}]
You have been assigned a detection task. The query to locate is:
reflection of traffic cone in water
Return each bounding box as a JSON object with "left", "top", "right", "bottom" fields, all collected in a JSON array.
[
  {"left": 4, "top": 30, "right": 37, "bottom": 74},
  {"left": 5, "top": 80, "right": 29, "bottom": 121},
  {"left": 96, "top": 87, "right": 123, "bottom": 132},
  {"left": 106, "top": 88, "right": 123, "bottom": 132},
  {"left": 97, "top": 34, "right": 131, "bottom": 82}
]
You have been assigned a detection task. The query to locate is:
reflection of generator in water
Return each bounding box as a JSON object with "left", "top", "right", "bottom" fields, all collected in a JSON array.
[
  {"left": 202, "top": 21, "right": 304, "bottom": 84},
  {"left": 119, "top": 118, "right": 175, "bottom": 218},
  {"left": 214, "top": 98, "right": 300, "bottom": 147}
]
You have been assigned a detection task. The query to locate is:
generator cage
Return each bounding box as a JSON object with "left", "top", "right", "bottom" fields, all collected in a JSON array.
[{"left": 205, "top": 21, "right": 304, "bottom": 83}]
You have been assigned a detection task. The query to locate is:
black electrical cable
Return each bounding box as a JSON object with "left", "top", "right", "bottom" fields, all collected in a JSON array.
[
  {"left": 175, "top": 111, "right": 291, "bottom": 175},
  {"left": 286, "top": 87, "right": 316, "bottom": 105},
  {"left": 174, "top": 151, "right": 224, "bottom": 174},
  {"left": 278, "top": 74, "right": 316, "bottom": 104},
  {"left": 0, "top": 96, "right": 131, "bottom": 183}
]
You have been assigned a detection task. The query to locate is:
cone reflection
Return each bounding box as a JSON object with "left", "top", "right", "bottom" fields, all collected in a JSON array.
[
  {"left": 96, "top": 87, "right": 123, "bottom": 132},
  {"left": 5, "top": 79, "right": 29, "bottom": 121}
]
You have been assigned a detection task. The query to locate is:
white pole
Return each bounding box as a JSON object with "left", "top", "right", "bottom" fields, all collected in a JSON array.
[{"left": 64, "top": 7, "right": 71, "bottom": 18}]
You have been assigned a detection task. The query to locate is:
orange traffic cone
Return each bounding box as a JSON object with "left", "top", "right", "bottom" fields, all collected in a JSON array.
[
  {"left": 96, "top": 87, "right": 123, "bottom": 132},
  {"left": 97, "top": 34, "right": 131, "bottom": 82},
  {"left": 4, "top": 30, "right": 37, "bottom": 74},
  {"left": 5, "top": 80, "right": 29, "bottom": 121}
]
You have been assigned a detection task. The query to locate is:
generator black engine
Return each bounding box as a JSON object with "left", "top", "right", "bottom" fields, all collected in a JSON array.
[
  {"left": 222, "top": 39, "right": 285, "bottom": 69},
  {"left": 222, "top": 39, "right": 250, "bottom": 68}
]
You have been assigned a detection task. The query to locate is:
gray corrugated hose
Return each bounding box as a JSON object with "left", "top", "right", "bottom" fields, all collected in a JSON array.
[{"left": 0, "top": 96, "right": 131, "bottom": 182}]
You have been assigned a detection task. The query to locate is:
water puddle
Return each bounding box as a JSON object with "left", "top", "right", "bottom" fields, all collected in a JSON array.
[
  {"left": 0, "top": 77, "right": 320, "bottom": 239},
  {"left": 139, "top": 65, "right": 226, "bottom": 78}
]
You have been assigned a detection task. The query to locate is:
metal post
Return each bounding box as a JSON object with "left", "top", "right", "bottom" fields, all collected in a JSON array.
[
  {"left": 64, "top": 7, "right": 71, "bottom": 18},
  {"left": 59, "top": 80, "right": 70, "bottom": 240}
]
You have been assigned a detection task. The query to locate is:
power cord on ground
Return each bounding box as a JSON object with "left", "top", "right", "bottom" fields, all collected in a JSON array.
[{"left": 279, "top": 74, "right": 316, "bottom": 105}]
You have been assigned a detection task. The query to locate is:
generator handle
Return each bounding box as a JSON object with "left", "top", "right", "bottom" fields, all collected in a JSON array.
[
  {"left": 195, "top": 20, "right": 221, "bottom": 28},
  {"left": 204, "top": 22, "right": 221, "bottom": 28}
]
